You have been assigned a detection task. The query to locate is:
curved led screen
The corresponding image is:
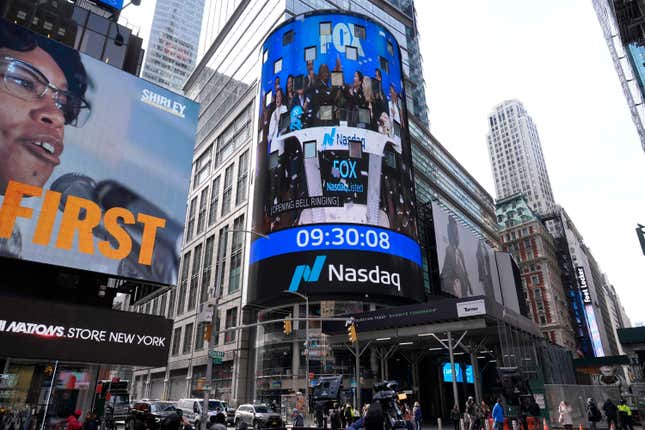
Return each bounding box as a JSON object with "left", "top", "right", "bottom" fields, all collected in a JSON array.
[{"left": 249, "top": 12, "right": 424, "bottom": 305}]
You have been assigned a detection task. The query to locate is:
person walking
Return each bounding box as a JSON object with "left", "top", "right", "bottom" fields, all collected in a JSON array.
[
  {"left": 330, "top": 406, "right": 341, "bottom": 430},
  {"left": 586, "top": 398, "right": 602, "bottom": 430},
  {"left": 413, "top": 402, "right": 422, "bottom": 430},
  {"left": 451, "top": 405, "right": 461, "bottom": 430},
  {"left": 292, "top": 409, "right": 304, "bottom": 428},
  {"left": 465, "top": 397, "right": 477, "bottom": 430},
  {"left": 617, "top": 400, "right": 634, "bottom": 430},
  {"left": 492, "top": 399, "right": 504, "bottom": 430},
  {"left": 602, "top": 399, "right": 618, "bottom": 430},
  {"left": 364, "top": 402, "right": 384, "bottom": 430},
  {"left": 558, "top": 401, "right": 573, "bottom": 430}
]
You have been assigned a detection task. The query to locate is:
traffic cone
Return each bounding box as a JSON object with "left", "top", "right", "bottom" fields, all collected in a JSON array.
[{"left": 542, "top": 418, "right": 549, "bottom": 430}]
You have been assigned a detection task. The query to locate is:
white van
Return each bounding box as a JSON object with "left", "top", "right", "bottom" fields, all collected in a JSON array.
[{"left": 176, "top": 398, "right": 229, "bottom": 429}]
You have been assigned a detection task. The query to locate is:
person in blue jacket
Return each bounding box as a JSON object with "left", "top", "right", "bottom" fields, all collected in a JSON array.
[{"left": 492, "top": 398, "right": 505, "bottom": 430}]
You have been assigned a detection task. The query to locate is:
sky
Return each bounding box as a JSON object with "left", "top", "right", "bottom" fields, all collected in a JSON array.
[
  {"left": 415, "top": 0, "right": 645, "bottom": 325},
  {"left": 120, "top": 0, "right": 644, "bottom": 324}
]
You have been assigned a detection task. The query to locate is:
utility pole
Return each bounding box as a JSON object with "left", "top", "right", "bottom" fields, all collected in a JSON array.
[{"left": 284, "top": 290, "right": 310, "bottom": 422}]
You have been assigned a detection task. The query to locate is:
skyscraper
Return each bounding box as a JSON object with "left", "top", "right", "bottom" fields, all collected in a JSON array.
[
  {"left": 593, "top": 0, "right": 645, "bottom": 151},
  {"left": 142, "top": 0, "right": 205, "bottom": 91},
  {"left": 487, "top": 99, "right": 556, "bottom": 216}
]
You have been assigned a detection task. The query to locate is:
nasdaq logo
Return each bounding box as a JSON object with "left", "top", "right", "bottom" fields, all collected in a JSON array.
[
  {"left": 322, "top": 128, "right": 336, "bottom": 147},
  {"left": 289, "top": 255, "right": 327, "bottom": 292}
]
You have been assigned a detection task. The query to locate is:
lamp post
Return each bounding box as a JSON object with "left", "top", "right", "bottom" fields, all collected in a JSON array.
[
  {"left": 202, "top": 229, "right": 268, "bottom": 430},
  {"left": 284, "top": 290, "right": 310, "bottom": 423}
]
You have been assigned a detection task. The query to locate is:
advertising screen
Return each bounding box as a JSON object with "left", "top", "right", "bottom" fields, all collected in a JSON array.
[
  {"left": 494, "top": 251, "right": 522, "bottom": 314},
  {"left": 432, "top": 202, "right": 501, "bottom": 299},
  {"left": 0, "top": 20, "right": 198, "bottom": 286},
  {"left": 441, "top": 363, "right": 474, "bottom": 384},
  {"left": 249, "top": 12, "right": 424, "bottom": 304}
]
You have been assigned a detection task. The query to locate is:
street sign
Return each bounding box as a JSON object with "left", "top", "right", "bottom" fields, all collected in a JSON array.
[
  {"left": 209, "top": 350, "right": 224, "bottom": 364},
  {"left": 198, "top": 304, "right": 214, "bottom": 323}
]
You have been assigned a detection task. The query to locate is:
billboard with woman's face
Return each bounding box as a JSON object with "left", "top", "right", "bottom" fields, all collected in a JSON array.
[
  {"left": 249, "top": 12, "right": 424, "bottom": 305},
  {"left": 0, "top": 19, "right": 198, "bottom": 286}
]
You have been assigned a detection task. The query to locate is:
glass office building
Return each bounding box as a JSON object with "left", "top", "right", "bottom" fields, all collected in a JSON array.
[{"left": 131, "top": 0, "right": 500, "bottom": 405}]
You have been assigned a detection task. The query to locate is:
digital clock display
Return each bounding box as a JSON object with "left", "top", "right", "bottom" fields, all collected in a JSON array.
[{"left": 250, "top": 224, "right": 422, "bottom": 266}]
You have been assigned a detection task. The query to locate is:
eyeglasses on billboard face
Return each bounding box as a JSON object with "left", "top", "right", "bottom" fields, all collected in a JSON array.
[{"left": 0, "top": 56, "right": 91, "bottom": 127}]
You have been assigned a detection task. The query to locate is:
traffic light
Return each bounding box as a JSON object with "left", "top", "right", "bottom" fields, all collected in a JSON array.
[
  {"left": 283, "top": 315, "right": 292, "bottom": 335},
  {"left": 347, "top": 319, "right": 358, "bottom": 343},
  {"left": 637, "top": 224, "right": 645, "bottom": 256}
]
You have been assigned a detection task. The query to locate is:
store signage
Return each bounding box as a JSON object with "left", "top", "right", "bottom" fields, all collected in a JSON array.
[
  {"left": 575, "top": 266, "right": 592, "bottom": 304},
  {"left": 0, "top": 296, "right": 172, "bottom": 367},
  {"left": 322, "top": 296, "right": 487, "bottom": 334},
  {"left": 456, "top": 299, "right": 486, "bottom": 318}
]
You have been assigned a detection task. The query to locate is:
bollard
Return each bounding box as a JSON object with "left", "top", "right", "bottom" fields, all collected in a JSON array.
[{"left": 438, "top": 417, "right": 443, "bottom": 430}]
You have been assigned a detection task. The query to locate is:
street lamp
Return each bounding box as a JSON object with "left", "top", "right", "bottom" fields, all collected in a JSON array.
[
  {"left": 202, "top": 229, "right": 268, "bottom": 430},
  {"left": 283, "top": 290, "right": 310, "bottom": 423}
]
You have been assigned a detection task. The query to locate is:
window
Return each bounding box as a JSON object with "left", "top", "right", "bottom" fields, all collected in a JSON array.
[
  {"left": 387, "top": 40, "right": 394, "bottom": 56},
  {"left": 225, "top": 308, "right": 237, "bottom": 343},
  {"left": 346, "top": 46, "right": 357, "bottom": 61},
  {"left": 532, "top": 275, "right": 540, "bottom": 285},
  {"left": 201, "top": 236, "right": 215, "bottom": 303},
  {"left": 168, "top": 289, "right": 175, "bottom": 318},
  {"left": 320, "top": 22, "right": 331, "bottom": 35},
  {"left": 215, "top": 226, "right": 229, "bottom": 296},
  {"left": 193, "top": 146, "right": 212, "bottom": 188},
  {"left": 353, "top": 24, "right": 366, "bottom": 39},
  {"left": 208, "top": 176, "right": 220, "bottom": 226},
  {"left": 195, "top": 322, "right": 206, "bottom": 350},
  {"left": 304, "top": 46, "right": 316, "bottom": 62},
  {"left": 379, "top": 57, "right": 389, "bottom": 74},
  {"left": 159, "top": 293, "right": 167, "bottom": 317},
  {"left": 186, "top": 197, "right": 197, "bottom": 242},
  {"left": 215, "top": 106, "right": 251, "bottom": 167},
  {"left": 304, "top": 141, "right": 316, "bottom": 158},
  {"left": 183, "top": 323, "right": 193, "bottom": 354},
  {"left": 274, "top": 58, "right": 282, "bottom": 74},
  {"left": 262, "top": 49, "right": 268, "bottom": 64},
  {"left": 188, "top": 244, "right": 202, "bottom": 311},
  {"left": 171, "top": 327, "right": 181, "bottom": 356},
  {"left": 221, "top": 165, "right": 234, "bottom": 216},
  {"left": 282, "top": 30, "right": 293, "bottom": 45},
  {"left": 228, "top": 215, "right": 245, "bottom": 293},
  {"left": 196, "top": 187, "right": 208, "bottom": 234},
  {"left": 177, "top": 251, "right": 190, "bottom": 314},
  {"left": 236, "top": 151, "right": 249, "bottom": 205}
]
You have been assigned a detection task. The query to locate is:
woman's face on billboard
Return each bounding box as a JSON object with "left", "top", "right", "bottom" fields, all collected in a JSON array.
[{"left": 0, "top": 46, "right": 66, "bottom": 193}]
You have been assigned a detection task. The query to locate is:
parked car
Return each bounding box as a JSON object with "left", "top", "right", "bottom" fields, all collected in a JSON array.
[
  {"left": 234, "top": 404, "right": 282, "bottom": 429},
  {"left": 177, "top": 398, "right": 230, "bottom": 429},
  {"left": 126, "top": 400, "right": 178, "bottom": 430}
]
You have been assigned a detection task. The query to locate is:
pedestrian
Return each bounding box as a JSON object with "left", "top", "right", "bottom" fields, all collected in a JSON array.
[
  {"left": 413, "top": 402, "right": 422, "bottom": 430},
  {"left": 330, "top": 406, "right": 342, "bottom": 430},
  {"left": 344, "top": 403, "right": 354, "bottom": 426},
  {"left": 82, "top": 412, "right": 98, "bottom": 430},
  {"left": 292, "top": 409, "right": 304, "bottom": 428},
  {"left": 207, "top": 414, "right": 227, "bottom": 430},
  {"left": 340, "top": 404, "right": 347, "bottom": 429},
  {"left": 66, "top": 411, "right": 82, "bottom": 430},
  {"left": 451, "top": 405, "right": 461, "bottom": 430},
  {"left": 617, "top": 400, "right": 633, "bottom": 430},
  {"left": 480, "top": 401, "right": 491, "bottom": 421},
  {"left": 558, "top": 401, "right": 573, "bottom": 430},
  {"left": 492, "top": 399, "right": 504, "bottom": 430},
  {"left": 465, "top": 397, "right": 477, "bottom": 430},
  {"left": 364, "top": 402, "right": 384, "bottom": 430},
  {"left": 161, "top": 409, "right": 182, "bottom": 430},
  {"left": 602, "top": 399, "right": 618, "bottom": 430},
  {"left": 586, "top": 398, "right": 602, "bottom": 430}
]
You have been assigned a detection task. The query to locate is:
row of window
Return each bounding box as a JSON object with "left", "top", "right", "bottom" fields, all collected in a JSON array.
[
  {"left": 187, "top": 150, "right": 249, "bottom": 243},
  {"left": 170, "top": 306, "right": 239, "bottom": 356}
]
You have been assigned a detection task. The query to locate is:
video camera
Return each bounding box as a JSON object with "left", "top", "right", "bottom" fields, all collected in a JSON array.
[{"left": 372, "top": 381, "right": 407, "bottom": 430}]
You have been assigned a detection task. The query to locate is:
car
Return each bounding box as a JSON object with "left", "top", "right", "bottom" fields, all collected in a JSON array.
[
  {"left": 126, "top": 400, "right": 178, "bottom": 430},
  {"left": 234, "top": 404, "right": 282, "bottom": 429},
  {"left": 177, "top": 398, "right": 231, "bottom": 429}
]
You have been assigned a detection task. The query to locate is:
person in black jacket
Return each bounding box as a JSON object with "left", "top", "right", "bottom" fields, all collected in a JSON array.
[
  {"left": 586, "top": 398, "right": 602, "bottom": 430},
  {"left": 603, "top": 399, "right": 618, "bottom": 430}
]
